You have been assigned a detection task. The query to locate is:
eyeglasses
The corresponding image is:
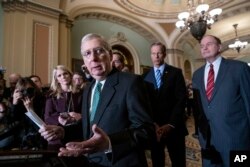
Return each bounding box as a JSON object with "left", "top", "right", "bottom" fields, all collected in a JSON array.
[{"left": 82, "top": 47, "right": 107, "bottom": 58}]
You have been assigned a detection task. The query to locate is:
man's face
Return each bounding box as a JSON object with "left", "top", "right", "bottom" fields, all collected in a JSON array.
[
  {"left": 56, "top": 69, "right": 71, "bottom": 86},
  {"left": 150, "top": 45, "right": 166, "bottom": 68},
  {"left": 200, "top": 36, "right": 221, "bottom": 62},
  {"left": 9, "top": 77, "right": 19, "bottom": 89},
  {"left": 73, "top": 74, "right": 83, "bottom": 86},
  {"left": 81, "top": 38, "right": 112, "bottom": 81},
  {"left": 31, "top": 77, "right": 42, "bottom": 89},
  {"left": 112, "top": 54, "right": 124, "bottom": 71}
]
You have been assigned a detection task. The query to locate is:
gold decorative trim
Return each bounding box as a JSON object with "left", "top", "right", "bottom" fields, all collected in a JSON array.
[
  {"left": 114, "top": 0, "right": 247, "bottom": 20},
  {"left": 167, "top": 49, "right": 183, "bottom": 55},
  {"left": 2, "top": 0, "right": 62, "bottom": 19},
  {"left": 60, "top": 14, "right": 73, "bottom": 28}
]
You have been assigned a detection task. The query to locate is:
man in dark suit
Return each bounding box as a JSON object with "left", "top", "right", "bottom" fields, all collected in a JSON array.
[
  {"left": 143, "top": 42, "right": 188, "bottom": 167},
  {"left": 192, "top": 35, "right": 250, "bottom": 167},
  {"left": 39, "top": 33, "right": 155, "bottom": 167}
]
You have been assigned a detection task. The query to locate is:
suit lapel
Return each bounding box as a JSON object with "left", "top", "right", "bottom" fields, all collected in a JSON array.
[
  {"left": 200, "top": 66, "right": 206, "bottom": 100},
  {"left": 161, "top": 64, "right": 170, "bottom": 89},
  {"left": 210, "top": 58, "right": 228, "bottom": 101},
  {"left": 90, "top": 71, "right": 118, "bottom": 129},
  {"left": 83, "top": 82, "right": 94, "bottom": 139},
  {"left": 145, "top": 68, "right": 157, "bottom": 88}
]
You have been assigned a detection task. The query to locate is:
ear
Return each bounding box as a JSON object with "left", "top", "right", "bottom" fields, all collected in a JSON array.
[{"left": 218, "top": 44, "right": 222, "bottom": 53}]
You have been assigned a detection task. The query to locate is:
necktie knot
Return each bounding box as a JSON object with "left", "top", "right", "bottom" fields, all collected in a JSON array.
[
  {"left": 155, "top": 69, "right": 162, "bottom": 88},
  {"left": 90, "top": 82, "right": 102, "bottom": 122}
]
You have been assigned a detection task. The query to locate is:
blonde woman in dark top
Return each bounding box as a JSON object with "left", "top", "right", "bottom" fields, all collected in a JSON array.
[{"left": 44, "top": 65, "right": 82, "bottom": 127}]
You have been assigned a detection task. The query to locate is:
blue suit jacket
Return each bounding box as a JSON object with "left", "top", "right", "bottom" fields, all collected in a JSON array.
[{"left": 192, "top": 58, "right": 250, "bottom": 167}]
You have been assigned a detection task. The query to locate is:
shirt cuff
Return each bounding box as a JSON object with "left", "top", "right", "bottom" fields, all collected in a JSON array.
[{"left": 104, "top": 137, "right": 112, "bottom": 154}]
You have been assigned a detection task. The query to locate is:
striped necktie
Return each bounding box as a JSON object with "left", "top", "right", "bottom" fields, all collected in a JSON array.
[
  {"left": 90, "top": 82, "right": 102, "bottom": 122},
  {"left": 206, "top": 64, "right": 214, "bottom": 101},
  {"left": 155, "top": 69, "right": 162, "bottom": 88}
]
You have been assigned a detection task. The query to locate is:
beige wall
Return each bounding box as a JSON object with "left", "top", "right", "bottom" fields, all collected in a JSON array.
[{"left": 2, "top": 1, "right": 61, "bottom": 85}]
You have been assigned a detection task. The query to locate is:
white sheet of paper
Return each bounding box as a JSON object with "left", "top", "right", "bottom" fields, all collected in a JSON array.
[{"left": 25, "top": 109, "right": 46, "bottom": 128}]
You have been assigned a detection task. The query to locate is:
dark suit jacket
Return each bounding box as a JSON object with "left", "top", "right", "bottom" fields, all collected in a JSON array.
[
  {"left": 143, "top": 64, "right": 188, "bottom": 136},
  {"left": 192, "top": 58, "right": 250, "bottom": 167},
  {"left": 65, "top": 69, "right": 154, "bottom": 167}
]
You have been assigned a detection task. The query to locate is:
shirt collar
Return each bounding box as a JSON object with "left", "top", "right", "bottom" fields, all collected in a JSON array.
[
  {"left": 206, "top": 56, "right": 222, "bottom": 69},
  {"left": 154, "top": 64, "right": 165, "bottom": 74}
]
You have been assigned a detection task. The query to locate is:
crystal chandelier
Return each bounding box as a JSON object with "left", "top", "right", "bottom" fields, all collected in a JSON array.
[
  {"left": 228, "top": 24, "right": 248, "bottom": 53},
  {"left": 176, "top": 0, "right": 222, "bottom": 41}
]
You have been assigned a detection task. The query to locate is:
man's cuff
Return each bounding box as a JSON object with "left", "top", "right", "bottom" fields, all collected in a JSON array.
[
  {"left": 168, "top": 124, "right": 175, "bottom": 128},
  {"left": 104, "top": 137, "right": 112, "bottom": 154}
]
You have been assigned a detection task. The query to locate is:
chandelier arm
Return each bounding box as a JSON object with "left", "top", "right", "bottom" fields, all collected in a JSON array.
[{"left": 175, "top": 0, "right": 222, "bottom": 41}]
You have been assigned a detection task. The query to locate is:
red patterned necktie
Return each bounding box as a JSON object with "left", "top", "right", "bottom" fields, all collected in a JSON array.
[{"left": 206, "top": 64, "right": 214, "bottom": 101}]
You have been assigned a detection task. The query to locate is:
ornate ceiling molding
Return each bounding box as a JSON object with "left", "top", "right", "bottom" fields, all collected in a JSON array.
[
  {"left": 74, "top": 11, "right": 159, "bottom": 43},
  {"left": 2, "top": 0, "right": 62, "bottom": 19},
  {"left": 114, "top": 0, "right": 231, "bottom": 19}
]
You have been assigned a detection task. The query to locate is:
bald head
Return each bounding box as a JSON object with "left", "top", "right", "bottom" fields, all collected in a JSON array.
[{"left": 9, "top": 73, "right": 21, "bottom": 89}]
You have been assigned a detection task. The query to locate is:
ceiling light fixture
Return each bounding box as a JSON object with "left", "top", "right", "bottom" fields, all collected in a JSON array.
[
  {"left": 176, "top": 0, "right": 222, "bottom": 41},
  {"left": 228, "top": 24, "right": 248, "bottom": 53}
]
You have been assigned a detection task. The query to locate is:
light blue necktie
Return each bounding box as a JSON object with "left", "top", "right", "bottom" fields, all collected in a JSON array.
[
  {"left": 90, "top": 82, "right": 102, "bottom": 122},
  {"left": 155, "top": 69, "right": 162, "bottom": 88}
]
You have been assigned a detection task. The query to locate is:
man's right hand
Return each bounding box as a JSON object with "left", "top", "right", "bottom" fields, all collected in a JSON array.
[{"left": 39, "top": 125, "right": 64, "bottom": 141}]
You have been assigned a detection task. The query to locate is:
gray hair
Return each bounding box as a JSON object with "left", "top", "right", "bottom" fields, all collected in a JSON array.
[{"left": 80, "top": 33, "right": 112, "bottom": 56}]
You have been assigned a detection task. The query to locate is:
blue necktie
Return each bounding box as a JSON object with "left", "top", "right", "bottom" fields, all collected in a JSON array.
[
  {"left": 155, "top": 69, "right": 162, "bottom": 88},
  {"left": 90, "top": 82, "right": 102, "bottom": 122}
]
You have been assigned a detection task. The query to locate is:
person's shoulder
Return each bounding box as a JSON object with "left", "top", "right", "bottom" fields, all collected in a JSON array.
[
  {"left": 193, "top": 65, "right": 205, "bottom": 78},
  {"left": 224, "top": 58, "right": 248, "bottom": 66},
  {"left": 222, "top": 59, "right": 250, "bottom": 73},
  {"left": 118, "top": 70, "right": 139, "bottom": 79}
]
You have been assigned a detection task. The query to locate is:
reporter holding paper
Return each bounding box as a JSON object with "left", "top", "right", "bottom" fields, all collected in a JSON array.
[{"left": 11, "top": 77, "right": 47, "bottom": 149}]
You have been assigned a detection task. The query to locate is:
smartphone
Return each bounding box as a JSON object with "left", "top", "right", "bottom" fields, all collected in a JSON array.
[{"left": 60, "top": 112, "right": 69, "bottom": 119}]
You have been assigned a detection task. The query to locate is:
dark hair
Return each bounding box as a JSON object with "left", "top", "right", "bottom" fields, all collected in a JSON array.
[
  {"left": 15, "top": 77, "right": 41, "bottom": 98},
  {"left": 151, "top": 42, "right": 167, "bottom": 54},
  {"left": 112, "top": 52, "right": 125, "bottom": 63},
  {"left": 29, "top": 75, "right": 41, "bottom": 81},
  {"left": 73, "top": 71, "right": 87, "bottom": 81}
]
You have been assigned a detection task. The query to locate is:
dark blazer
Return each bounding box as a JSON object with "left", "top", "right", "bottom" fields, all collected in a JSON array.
[
  {"left": 143, "top": 64, "right": 188, "bottom": 134},
  {"left": 65, "top": 69, "right": 154, "bottom": 167},
  {"left": 192, "top": 58, "right": 250, "bottom": 167}
]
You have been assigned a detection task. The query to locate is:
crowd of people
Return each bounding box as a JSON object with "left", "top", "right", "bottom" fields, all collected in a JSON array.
[
  {"left": 0, "top": 67, "right": 88, "bottom": 150},
  {"left": 0, "top": 33, "right": 249, "bottom": 167}
]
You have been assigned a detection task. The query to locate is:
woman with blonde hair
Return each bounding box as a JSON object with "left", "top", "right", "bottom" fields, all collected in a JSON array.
[{"left": 44, "top": 65, "right": 82, "bottom": 128}]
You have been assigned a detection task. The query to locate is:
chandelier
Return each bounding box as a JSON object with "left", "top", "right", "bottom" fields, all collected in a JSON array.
[
  {"left": 176, "top": 0, "right": 222, "bottom": 41},
  {"left": 228, "top": 24, "right": 248, "bottom": 53}
]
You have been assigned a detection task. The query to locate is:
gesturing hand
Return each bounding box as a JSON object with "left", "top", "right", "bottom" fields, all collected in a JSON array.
[{"left": 58, "top": 124, "right": 110, "bottom": 157}]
